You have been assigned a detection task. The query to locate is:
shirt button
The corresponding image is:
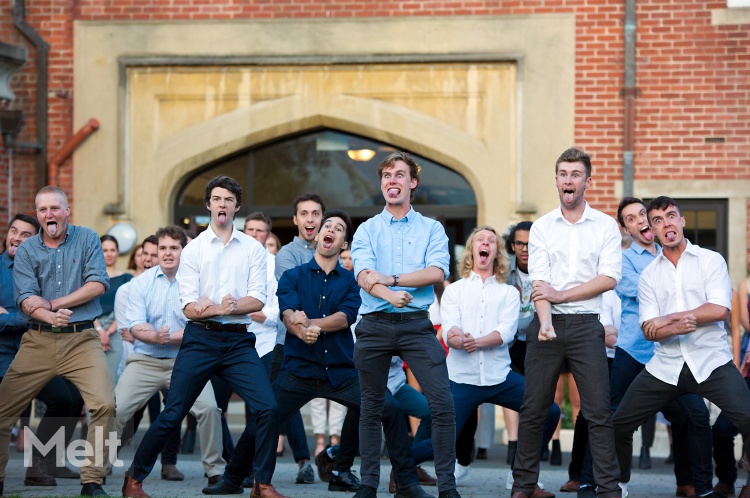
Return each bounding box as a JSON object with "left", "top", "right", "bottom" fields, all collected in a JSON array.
[
  {"left": 325, "top": 350, "right": 328, "bottom": 353},
  {"left": 322, "top": 296, "right": 326, "bottom": 300}
]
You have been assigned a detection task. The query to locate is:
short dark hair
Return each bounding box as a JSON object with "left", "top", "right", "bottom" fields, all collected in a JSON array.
[
  {"left": 376, "top": 151, "right": 421, "bottom": 201},
  {"left": 155, "top": 225, "right": 188, "bottom": 248},
  {"left": 555, "top": 147, "right": 592, "bottom": 178},
  {"left": 142, "top": 235, "right": 158, "bottom": 248},
  {"left": 322, "top": 209, "right": 353, "bottom": 246},
  {"left": 293, "top": 194, "right": 325, "bottom": 217},
  {"left": 7, "top": 213, "right": 41, "bottom": 234},
  {"left": 617, "top": 197, "right": 646, "bottom": 227},
  {"left": 204, "top": 176, "right": 243, "bottom": 208},
  {"left": 100, "top": 234, "right": 119, "bottom": 251},
  {"left": 245, "top": 211, "right": 272, "bottom": 232},
  {"left": 503, "top": 221, "right": 533, "bottom": 255},
  {"left": 647, "top": 196, "right": 682, "bottom": 218}
]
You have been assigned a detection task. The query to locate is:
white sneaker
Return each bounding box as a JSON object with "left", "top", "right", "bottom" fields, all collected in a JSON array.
[
  {"left": 619, "top": 482, "right": 629, "bottom": 497},
  {"left": 454, "top": 461, "right": 470, "bottom": 486},
  {"left": 505, "top": 469, "right": 513, "bottom": 490}
]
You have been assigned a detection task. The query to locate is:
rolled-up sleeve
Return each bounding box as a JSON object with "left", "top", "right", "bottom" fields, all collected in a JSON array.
[
  {"left": 425, "top": 222, "right": 450, "bottom": 280},
  {"left": 277, "top": 268, "right": 300, "bottom": 316},
  {"left": 704, "top": 252, "right": 732, "bottom": 310},
  {"left": 440, "top": 283, "right": 461, "bottom": 332},
  {"left": 494, "top": 290, "right": 520, "bottom": 346},
  {"left": 177, "top": 243, "right": 200, "bottom": 309},
  {"left": 528, "top": 222, "right": 551, "bottom": 283},
  {"left": 83, "top": 230, "right": 110, "bottom": 290},
  {"left": 13, "top": 245, "right": 40, "bottom": 308},
  {"left": 638, "top": 269, "right": 659, "bottom": 325},
  {"left": 338, "top": 276, "right": 363, "bottom": 325},
  {"left": 245, "top": 243, "right": 267, "bottom": 304},
  {"left": 127, "top": 276, "right": 148, "bottom": 330},
  {"left": 351, "top": 222, "right": 376, "bottom": 279},
  {"left": 616, "top": 251, "right": 640, "bottom": 301},
  {"left": 597, "top": 217, "right": 623, "bottom": 283}
]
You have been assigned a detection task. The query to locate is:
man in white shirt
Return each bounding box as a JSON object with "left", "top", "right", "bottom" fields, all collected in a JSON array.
[
  {"left": 613, "top": 196, "right": 750, "bottom": 498},
  {"left": 123, "top": 176, "right": 286, "bottom": 498},
  {"left": 513, "top": 147, "right": 623, "bottom": 498}
]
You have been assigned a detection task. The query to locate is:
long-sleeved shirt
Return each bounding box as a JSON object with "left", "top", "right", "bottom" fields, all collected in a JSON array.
[
  {"left": 640, "top": 241, "right": 732, "bottom": 385},
  {"left": 250, "top": 251, "right": 279, "bottom": 358},
  {"left": 528, "top": 202, "right": 622, "bottom": 314},
  {"left": 277, "top": 257, "right": 361, "bottom": 387},
  {"left": 615, "top": 242, "right": 660, "bottom": 365},
  {"left": 14, "top": 225, "right": 109, "bottom": 323},
  {"left": 351, "top": 206, "right": 449, "bottom": 315},
  {"left": 442, "top": 272, "right": 520, "bottom": 386},
  {"left": 0, "top": 251, "right": 29, "bottom": 376},
  {"left": 128, "top": 265, "right": 185, "bottom": 359}
]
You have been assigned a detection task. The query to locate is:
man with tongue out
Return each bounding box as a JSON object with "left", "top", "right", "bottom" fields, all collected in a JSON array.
[
  {"left": 613, "top": 196, "right": 750, "bottom": 498},
  {"left": 351, "top": 151, "right": 458, "bottom": 498},
  {"left": 512, "top": 147, "right": 623, "bottom": 498},
  {"left": 0, "top": 186, "right": 114, "bottom": 497}
]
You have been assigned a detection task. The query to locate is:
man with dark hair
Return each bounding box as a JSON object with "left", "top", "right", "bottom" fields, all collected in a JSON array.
[
  {"left": 141, "top": 235, "right": 159, "bottom": 271},
  {"left": 124, "top": 176, "right": 286, "bottom": 498},
  {"left": 613, "top": 196, "right": 750, "bottom": 498},
  {"left": 352, "top": 151, "right": 457, "bottom": 498},
  {"left": 513, "top": 147, "right": 622, "bottom": 498},
  {"left": 0, "top": 213, "right": 84, "bottom": 489},
  {"left": 112, "top": 225, "right": 225, "bottom": 485},
  {"left": 0, "top": 187, "right": 114, "bottom": 497}
]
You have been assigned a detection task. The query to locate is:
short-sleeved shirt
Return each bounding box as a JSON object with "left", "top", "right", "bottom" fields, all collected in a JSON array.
[
  {"left": 277, "top": 257, "right": 361, "bottom": 387},
  {"left": 639, "top": 241, "right": 732, "bottom": 385},
  {"left": 528, "top": 202, "right": 622, "bottom": 314},
  {"left": 351, "top": 206, "right": 450, "bottom": 314},
  {"left": 177, "top": 224, "right": 266, "bottom": 327},
  {"left": 14, "top": 225, "right": 110, "bottom": 323}
]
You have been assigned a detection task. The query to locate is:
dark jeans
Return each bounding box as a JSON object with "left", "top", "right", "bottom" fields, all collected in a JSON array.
[
  {"left": 128, "top": 324, "right": 279, "bottom": 484},
  {"left": 514, "top": 314, "right": 620, "bottom": 497},
  {"left": 210, "top": 375, "right": 236, "bottom": 462},
  {"left": 614, "top": 361, "right": 750, "bottom": 487},
  {"left": 579, "top": 347, "right": 712, "bottom": 492},
  {"left": 355, "top": 315, "right": 456, "bottom": 492},
  {"left": 411, "top": 373, "right": 560, "bottom": 466},
  {"left": 269, "top": 343, "right": 312, "bottom": 460},
  {"left": 393, "top": 384, "right": 432, "bottom": 444}
]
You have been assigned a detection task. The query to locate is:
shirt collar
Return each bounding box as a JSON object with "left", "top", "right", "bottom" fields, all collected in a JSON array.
[
  {"left": 630, "top": 241, "right": 661, "bottom": 256},
  {"left": 206, "top": 224, "right": 241, "bottom": 245},
  {"left": 552, "top": 201, "right": 596, "bottom": 224},
  {"left": 309, "top": 256, "right": 341, "bottom": 275},
  {"left": 292, "top": 236, "right": 314, "bottom": 250},
  {"left": 469, "top": 271, "right": 496, "bottom": 283},
  {"left": 656, "top": 239, "right": 696, "bottom": 263},
  {"left": 379, "top": 206, "right": 416, "bottom": 226}
]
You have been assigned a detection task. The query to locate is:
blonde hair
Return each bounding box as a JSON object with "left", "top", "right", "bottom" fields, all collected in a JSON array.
[{"left": 457, "top": 225, "right": 508, "bottom": 280}]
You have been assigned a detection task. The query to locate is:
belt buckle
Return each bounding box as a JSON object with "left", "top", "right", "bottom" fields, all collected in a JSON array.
[{"left": 51, "top": 326, "right": 62, "bottom": 333}]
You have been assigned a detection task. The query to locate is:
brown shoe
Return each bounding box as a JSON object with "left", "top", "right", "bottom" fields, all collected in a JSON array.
[
  {"left": 511, "top": 493, "right": 528, "bottom": 498},
  {"left": 416, "top": 466, "right": 437, "bottom": 486},
  {"left": 714, "top": 481, "right": 735, "bottom": 497},
  {"left": 739, "top": 485, "right": 750, "bottom": 498},
  {"left": 531, "top": 485, "right": 556, "bottom": 498},
  {"left": 24, "top": 463, "right": 57, "bottom": 486},
  {"left": 559, "top": 480, "right": 579, "bottom": 493},
  {"left": 389, "top": 470, "right": 396, "bottom": 494},
  {"left": 676, "top": 484, "right": 695, "bottom": 497},
  {"left": 207, "top": 475, "right": 221, "bottom": 487},
  {"left": 160, "top": 464, "right": 184, "bottom": 481},
  {"left": 122, "top": 475, "right": 151, "bottom": 498},
  {"left": 250, "top": 481, "right": 290, "bottom": 498}
]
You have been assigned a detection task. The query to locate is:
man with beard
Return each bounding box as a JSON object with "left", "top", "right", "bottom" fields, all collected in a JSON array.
[
  {"left": 0, "top": 187, "right": 114, "bottom": 497},
  {"left": 512, "top": 147, "right": 622, "bottom": 498},
  {"left": 613, "top": 196, "right": 750, "bottom": 498}
]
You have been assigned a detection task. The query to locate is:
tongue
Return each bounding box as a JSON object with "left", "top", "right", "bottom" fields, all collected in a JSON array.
[
  {"left": 218, "top": 213, "right": 227, "bottom": 225},
  {"left": 666, "top": 232, "right": 677, "bottom": 242},
  {"left": 642, "top": 229, "right": 654, "bottom": 242},
  {"left": 46, "top": 222, "right": 58, "bottom": 237},
  {"left": 563, "top": 192, "right": 574, "bottom": 204},
  {"left": 388, "top": 189, "right": 399, "bottom": 199},
  {"left": 480, "top": 255, "right": 488, "bottom": 264},
  {"left": 7, "top": 245, "right": 17, "bottom": 257}
]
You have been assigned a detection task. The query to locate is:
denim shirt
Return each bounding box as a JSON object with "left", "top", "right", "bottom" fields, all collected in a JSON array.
[
  {"left": 0, "top": 251, "right": 29, "bottom": 376},
  {"left": 13, "top": 225, "right": 109, "bottom": 324},
  {"left": 351, "top": 207, "right": 449, "bottom": 314},
  {"left": 277, "top": 257, "right": 361, "bottom": 387}
]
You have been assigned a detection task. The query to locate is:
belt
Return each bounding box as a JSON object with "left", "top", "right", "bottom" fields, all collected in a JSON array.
[
  {"left": 364, "top": 311, "right": 429, "bottom": 322},
  {"left": 36, "top": 321, "right": 95, "bottom": 333},
  {"left": 191, "top": 321, "right": 248, "bottom": 333}
]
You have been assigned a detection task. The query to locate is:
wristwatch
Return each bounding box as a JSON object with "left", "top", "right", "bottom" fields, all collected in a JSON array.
[{"left": 392, "top": 275, "right": 399, "bottom": 287}]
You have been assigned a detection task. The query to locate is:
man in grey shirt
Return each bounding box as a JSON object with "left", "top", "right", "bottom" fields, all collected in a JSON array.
[{"left": 0, "top": 186, "right": 114, "bottom": 497}]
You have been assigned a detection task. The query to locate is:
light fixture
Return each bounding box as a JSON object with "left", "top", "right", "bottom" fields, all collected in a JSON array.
[
  {"left": 107, "top": 222, "right": 138, "bottom": 254},
  {"left": 347, "top": 149, "right": 376, "bottom": 162}
]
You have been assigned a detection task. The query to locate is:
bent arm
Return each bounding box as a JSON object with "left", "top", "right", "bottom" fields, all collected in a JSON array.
[{"left": 49, "top": 282, "right": 106, "bottom": 311}]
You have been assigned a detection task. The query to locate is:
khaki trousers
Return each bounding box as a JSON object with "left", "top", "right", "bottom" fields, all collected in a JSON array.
[
  {"left": 112, "top": 354, "right": 225, "bottom": 477},
  {"left": 0, "top": 329, "right": 115, "bottom": 484}
]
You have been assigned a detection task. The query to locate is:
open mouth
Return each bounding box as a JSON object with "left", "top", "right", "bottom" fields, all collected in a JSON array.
[
  {"left": 217, "top": 211, "right": 227, "bottom": 225},
  {"left": 305, "top": 225, "right": 317, "bottom": 236},
  {"left": 562, "top": 188, "right": 575, "bottom": 204},
  {"left": 46, "top": 221, "right": 59, "bottom": 237},
  {"left": 664, "top": 229, "right": 678, "bottom": 243},
  {"left": 321, "top": 234, "right": 335, "bottom": 249},
  {"left": 479, "top": 249, "right": 489, "bottom": 265},
  {"left": 387, "top": 187, "right": 400, "bottom": 199},
  {"left": 639, "top": 224, "right": 654, "bottom": 242}
]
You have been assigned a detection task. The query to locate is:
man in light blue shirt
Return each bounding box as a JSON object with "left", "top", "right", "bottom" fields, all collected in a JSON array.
[
  {"left": 351, "top": 151, "right": 457, "bottom": 498},
  {"left": 113, "top": 225, "right": 225, "bottom": 485}
]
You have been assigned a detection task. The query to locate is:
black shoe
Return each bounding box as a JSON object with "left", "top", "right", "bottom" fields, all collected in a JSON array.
[
  {"left": 577, "top": 485, "right": 596, "bottom": 498},
  {"left": 476, "top": 448, "right": 488, "bottom": 460},
  {"left": 328, "top": 471, "right": 360, "bottom": 492},
  {"left": 241, "top": 477, "right": 254, "bottom": 488},
  {"left": 353, "top": 485, "right": 378, "bottom": 498},
  {"left": 438, "top": 490, "right": 461, "bottom": 498},
  {"left": 296, "top": 460, "right": 315, "bottom": 484},
  {"left": 202, "top": 478, "right": 244, "bottom": 495},
  {"left": 506, "top": 441, "right": 518, "bottom": 466},
  {"left": 394, "top": 485, "right": 434, "bottom": 498},
  {"left": 550, "top": 440, "right": 562, "bottom": 466},
  {"left": 638, "top": 446, "right": 652, "bottom": 469},
  {"left": 81, "top": 482, "right": 109, "bottom": 496}
]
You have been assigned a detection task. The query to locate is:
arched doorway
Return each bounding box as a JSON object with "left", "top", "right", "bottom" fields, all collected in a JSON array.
[{"left": 174, "top": 129, "right": 477, "bottom": 278}]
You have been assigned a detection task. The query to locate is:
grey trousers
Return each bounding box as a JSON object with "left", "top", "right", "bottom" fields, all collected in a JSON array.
[
  {"left": 614, "top": 361, "right": 750, "bottom": 485},
  {"left": 354, "top": 314, "right": 456, "bottom": 492},
  {"left": 513, "top": 314, "right": 621, "bottom": 498}
]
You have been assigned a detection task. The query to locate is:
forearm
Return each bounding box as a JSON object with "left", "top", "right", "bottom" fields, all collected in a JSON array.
[
  {"left": 663, "top": 303, "right": 729, "bottom": 327},
  {"left": 535, "top": 299, "right": 552, "bottom": 325},
  {"left": 558, "top": 275, "right": 616, "bottom": 304},
  {"left": 396, "top": 266, "right": 445, "bottom": 288},
  {"left": 130, "top": 323, "right": 157, "bottom": 344},
  {"left": 281, "top": 312, "right": 307, "bottom": 340},
  {"left": 249, "top": 310, "right": 267, "bottom": 323},
  {"left": 474, "top": 331, "right": 503, "bottom": 349},
  {"left": 309, "top": 312, "right": 350, "bottom": 333},
  {"left": 50, "top": 282, "right": 106, "bottom": 311}
]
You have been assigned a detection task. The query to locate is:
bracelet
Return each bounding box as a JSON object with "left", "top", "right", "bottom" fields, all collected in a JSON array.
[
  {"left": 95, "top": 326, "right": 103, "bottom": 332},
  {"left": 392, "top": 275, "right": 399, "bottom": 287}
]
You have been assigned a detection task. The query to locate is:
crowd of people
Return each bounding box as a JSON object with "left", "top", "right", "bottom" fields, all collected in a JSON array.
[{"left": 0, "top": 147, "right": 749, "bottom": 498}]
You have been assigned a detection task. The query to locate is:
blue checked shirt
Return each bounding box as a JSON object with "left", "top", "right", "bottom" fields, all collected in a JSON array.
[{"left": 127, "top": 266, "right": 185, "bottom": 358}]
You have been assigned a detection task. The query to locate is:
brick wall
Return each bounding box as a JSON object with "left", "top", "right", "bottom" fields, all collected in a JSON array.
[{"left": 0, "top": 0, "right": 748, "bottom": 241}]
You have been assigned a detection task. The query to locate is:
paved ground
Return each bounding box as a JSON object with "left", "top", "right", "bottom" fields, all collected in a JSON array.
[{"left": 3, "top": 435, "right": 744, "bottom": 497}]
